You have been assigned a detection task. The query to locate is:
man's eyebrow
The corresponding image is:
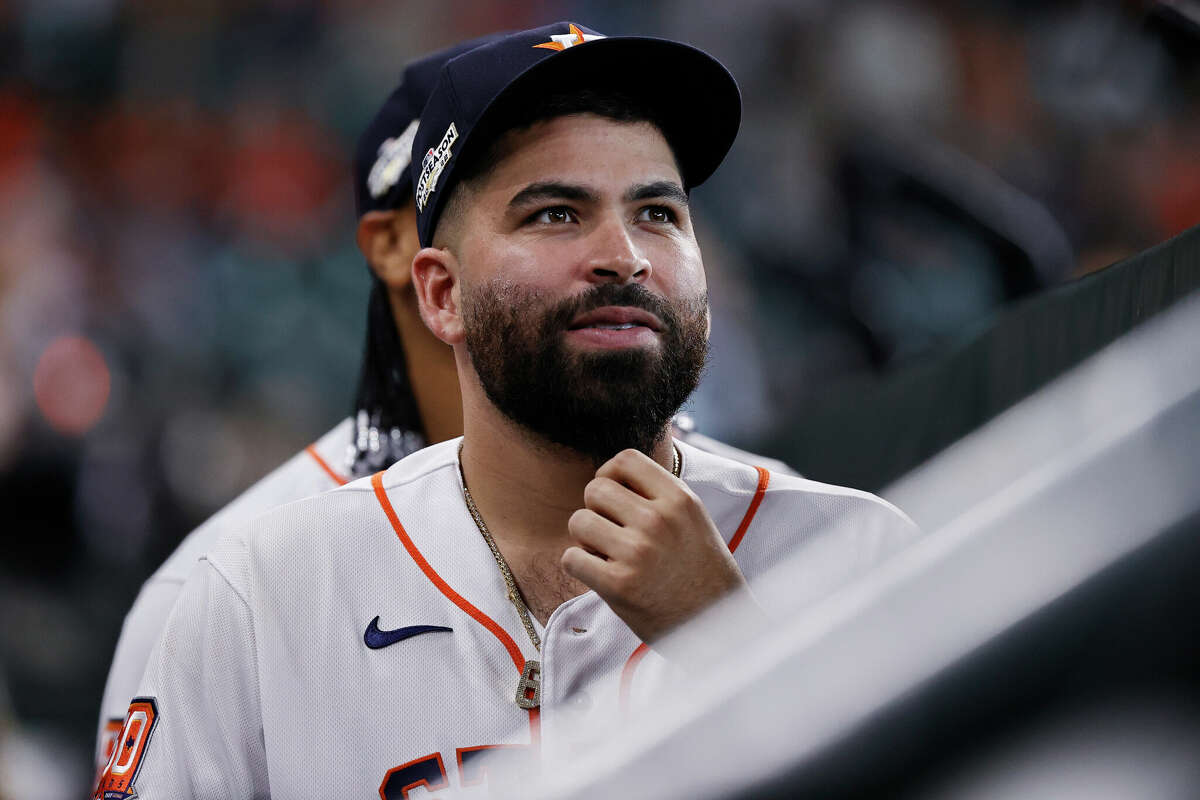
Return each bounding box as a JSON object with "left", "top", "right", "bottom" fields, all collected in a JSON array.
[
  {"left": 624, "top": 181, "right": 689, "bottom": 206},
  {"left": 508, "top": 182, "right": 598, "bottom": 208}
]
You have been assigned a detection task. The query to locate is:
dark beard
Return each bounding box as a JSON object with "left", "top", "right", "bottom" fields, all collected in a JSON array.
[{"left": 461, "top": 280, "right": 708, "bottom": 465}]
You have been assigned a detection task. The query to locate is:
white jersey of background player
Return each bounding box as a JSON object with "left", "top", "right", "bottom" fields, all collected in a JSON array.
[
  {"left": 94, "top": 23, "right": 918, "bottom": 798},
  {"left": 92, "top": 35, "right": 792, "bottom": 774}
]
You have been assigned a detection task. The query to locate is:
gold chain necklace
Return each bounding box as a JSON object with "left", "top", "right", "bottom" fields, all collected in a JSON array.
[{"left": 457, "top": 442, "right": 680, "bottom": 710}]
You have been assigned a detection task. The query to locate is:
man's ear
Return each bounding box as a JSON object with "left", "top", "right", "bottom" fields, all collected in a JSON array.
[
  {"left": 411, "top": 247, "right": 464, "bottom": 345},
  {"left": 356, "top": 209, "right": 421, "bottom": 291}
]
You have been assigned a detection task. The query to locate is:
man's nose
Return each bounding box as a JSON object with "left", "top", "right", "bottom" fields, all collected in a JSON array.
[{"left": 584, "top": 217, "right": 651, "bottom": 284}]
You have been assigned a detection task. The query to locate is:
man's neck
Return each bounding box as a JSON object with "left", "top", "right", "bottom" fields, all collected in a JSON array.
[{"left": 458, "top": 388, "right": 675, "bottom": 550}]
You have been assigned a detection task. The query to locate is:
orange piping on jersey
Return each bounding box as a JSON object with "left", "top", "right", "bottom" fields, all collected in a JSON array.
[
  {"left": 372, "top": 472, "right": 525, "bottom": 670},
  {"left": 727, "top": 466, "right": 770, "bottom": 553},
  {"left": 617, "top": 643, "right": 652, "bottom": 712},
  {"left": 618, "top": 466, "right": 772, "bottom": 714},
  {"left": 306, "top": 445, "right": 349, "bottom": 486},
  {"left": 372, "top": 471, "right": 541, "bottom": 749},
  {"left": 529, "top": 706, "right": 541, "bottom": 747}
]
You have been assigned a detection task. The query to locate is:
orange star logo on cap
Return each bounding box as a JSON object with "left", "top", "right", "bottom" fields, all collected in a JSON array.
[{"left": 533, "top": 23, "right": 605, "bottom": 51}]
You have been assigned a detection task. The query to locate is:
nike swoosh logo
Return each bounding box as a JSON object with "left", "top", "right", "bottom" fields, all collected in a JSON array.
[{"left": 364, "top": 616, "right": 452, "bottom": 650}]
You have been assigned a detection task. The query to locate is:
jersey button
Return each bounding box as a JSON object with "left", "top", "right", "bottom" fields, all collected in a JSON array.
[{"left": 567, "top": 690, "right": 592, "bottom": 713}]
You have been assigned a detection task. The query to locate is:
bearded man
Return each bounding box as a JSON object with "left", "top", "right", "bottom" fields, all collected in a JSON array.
[{"left": 98, "top": 24, "right": 918, "bottom": 798}]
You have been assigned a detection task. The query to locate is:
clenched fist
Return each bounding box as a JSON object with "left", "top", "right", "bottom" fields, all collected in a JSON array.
[{"left": 561, "top": 448, "right": 753, "bottom": 644}]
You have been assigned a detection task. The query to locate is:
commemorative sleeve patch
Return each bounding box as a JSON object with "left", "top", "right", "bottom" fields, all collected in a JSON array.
[
  {"left": 97, "top": 718, "right": 125, "bottom": 774},
  {"left": 92, "top": 697, "right": 158, "bottom": 800}
]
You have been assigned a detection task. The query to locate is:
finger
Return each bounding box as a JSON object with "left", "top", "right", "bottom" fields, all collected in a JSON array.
[
  {"left": 568, "top": 508, "right": 637, "bottom": 562},
  {"left": 595, "top": 448, "right": 679, "bottom": 500},
  {"left": 582, "top": 476, "right": 648, "bottom": 526},
  {"left": 560, "top": 546, "right": 622, "bottom": 596}
]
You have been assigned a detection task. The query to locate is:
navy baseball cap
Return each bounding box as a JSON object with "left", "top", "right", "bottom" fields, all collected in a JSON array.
[
  {"left": 353, "top": 34, "right": 505, "bottom": 218},
  {"left": 411, "top": 22, "right": 742, "bottom": 247}
]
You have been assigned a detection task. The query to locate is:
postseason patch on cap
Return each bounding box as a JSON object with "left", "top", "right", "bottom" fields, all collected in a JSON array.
[
  {"left": 367, "top": 119, "right": 420, "bottom": 200},
  {"left": 415, "top": 122, "right": 459, "bottom": 213}
]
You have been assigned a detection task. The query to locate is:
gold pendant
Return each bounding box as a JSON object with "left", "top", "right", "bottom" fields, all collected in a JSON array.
[{"left": 515, "top": 659, "right": 541, "bottom": 709}]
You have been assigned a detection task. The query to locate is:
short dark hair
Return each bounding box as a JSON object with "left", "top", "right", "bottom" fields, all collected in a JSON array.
[{"left": 434, "top": 88, "right": 682, "bottom": 244}]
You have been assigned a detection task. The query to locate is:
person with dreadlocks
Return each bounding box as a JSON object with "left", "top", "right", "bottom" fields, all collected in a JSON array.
[
  {"left": 93, "top": 32, "right": 793, "bottom": 777},
  {"left": 90, "top": 37, "right": 492, "bottom": 774}
]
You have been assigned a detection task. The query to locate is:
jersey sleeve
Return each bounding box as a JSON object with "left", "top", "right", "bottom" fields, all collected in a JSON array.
[
  {"left": 751, "top": 486, "right": 924, "bottom": 617},
  {"left": 93, "top": 420, "right": 353, "bottom": 776},
  {"left": 94, "top": 577, "right": 186, "bottom": 770},
  {"left": 95, "top": 555, "right": 268, "bottom": 799}
]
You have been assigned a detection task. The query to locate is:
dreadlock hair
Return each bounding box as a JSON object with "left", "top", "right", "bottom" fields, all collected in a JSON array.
[{"left": 348, "top": 277, "right": 427, "bottom": 478}]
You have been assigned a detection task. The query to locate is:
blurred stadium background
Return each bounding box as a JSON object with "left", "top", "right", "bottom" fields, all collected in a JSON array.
[{"left": 1, "top": 0, "right": 1199, "bottom": 795}]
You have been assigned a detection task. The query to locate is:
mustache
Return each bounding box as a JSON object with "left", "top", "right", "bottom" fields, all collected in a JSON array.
[{"left": 543, "top": 283, "right": 684, "bottom": 332}]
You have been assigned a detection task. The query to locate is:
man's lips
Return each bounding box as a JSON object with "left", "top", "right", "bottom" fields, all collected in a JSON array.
[
  {"left": 567, "top": 306, "right": 664, "bottom": 332},
  {"left": 564, "top": 305, "right": 664, "bottom": 349}
]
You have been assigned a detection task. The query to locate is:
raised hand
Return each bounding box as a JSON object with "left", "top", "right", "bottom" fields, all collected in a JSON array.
[{"left": 561, "top": 448, "right": 752, "bottom": 644}]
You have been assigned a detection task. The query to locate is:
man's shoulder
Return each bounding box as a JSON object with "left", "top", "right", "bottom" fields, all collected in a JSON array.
[
  {"left": 678, "top": 439, "right": 916, "bottom": 532},
  {"left": 373, "top": 436, "right": 462, "bottom": 492},
  {"left": 763, "top": 470, "right": 917, "bottom": 529},
  {"left": 207, "top": 437, "right": 463, "bottom": 577},
  {"left": 149, "top": 418, "right": 355, "bottom": 587},
  {"left": 675, "top": 428, "right": 798, "bottom": 477},
  {"left": 95, "top": 419, "right": 357, "bottom": 734},
  {"left": 276, "top": 435, "right": 462, "bottom": 510}
]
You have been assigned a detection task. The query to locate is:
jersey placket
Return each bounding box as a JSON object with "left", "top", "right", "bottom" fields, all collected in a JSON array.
[
  {"left": 371, "top": 471, "right": 544, "bottom": 749},
  {"left": 537, "top": 590, "right": 642, "bottom": 754}
]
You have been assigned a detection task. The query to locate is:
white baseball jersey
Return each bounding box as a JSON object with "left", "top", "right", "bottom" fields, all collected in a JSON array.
[
  {"left": 93, "top": 418, "right": 354, "bottom": 771},
  {"left": 93, "top": 418, "right": 793, "bottom": 773},
  {"left": 95, "top": 437, "right": 916, "bottom": 798}
]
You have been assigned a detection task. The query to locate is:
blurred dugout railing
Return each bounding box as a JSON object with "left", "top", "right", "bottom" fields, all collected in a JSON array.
[{"left": 777, "top": 222, "right": 1200, "bottom": 490}]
